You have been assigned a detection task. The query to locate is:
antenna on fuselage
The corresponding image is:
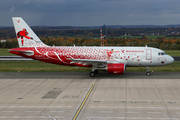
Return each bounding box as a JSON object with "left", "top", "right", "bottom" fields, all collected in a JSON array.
[{"left": 145, "top": 45, "right": 147, "bottom": 47}]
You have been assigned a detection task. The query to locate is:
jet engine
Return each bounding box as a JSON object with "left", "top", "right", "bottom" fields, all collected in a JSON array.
[{"left": 100, "top": 63, "right": 125, "bottom": 74}]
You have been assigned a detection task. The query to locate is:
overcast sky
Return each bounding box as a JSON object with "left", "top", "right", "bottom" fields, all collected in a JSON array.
[{"left": 1, "top": 0, "right": 180, "bottom": 26}]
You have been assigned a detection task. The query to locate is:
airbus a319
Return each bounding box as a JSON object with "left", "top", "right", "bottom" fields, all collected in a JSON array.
[{"left": 9, "top": 17, "right": 174, "bottom": 77}]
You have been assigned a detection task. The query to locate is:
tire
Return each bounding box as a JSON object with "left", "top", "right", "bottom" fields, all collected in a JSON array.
[
  {"left": 89, "top": 72, "right": 95, "bottom": 77},
  {"left": 146, "top": 72, "right": 151, "bottom": 76},
  {"left": 94, "top": 70, "right": 98, "bottom": 74}
]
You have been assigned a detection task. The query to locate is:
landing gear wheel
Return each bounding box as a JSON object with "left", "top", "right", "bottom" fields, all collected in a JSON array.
[
  {"left": 94, "top": 69, "right": 99, "bottom": 74},
  {"left": 89, "top": 72, "right": 96, "bottom": 77},
  {"left": 146, "top": 72, "right": 151, "bottom": 76},
  {"left": 146, "top": 67, "right": 151, "bottom": 76}
]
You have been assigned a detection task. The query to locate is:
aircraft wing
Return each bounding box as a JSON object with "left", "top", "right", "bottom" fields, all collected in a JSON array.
[
  {"left": 69, "top": 58, "right": 122, "bottom": 66},
  {"left": 70, "top": 59, "right": 107, "bottom": 64}
]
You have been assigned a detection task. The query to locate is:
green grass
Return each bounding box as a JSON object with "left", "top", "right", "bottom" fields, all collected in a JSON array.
[
  {"left": 118, "top": 36, "right": 141, "bottom": 39},
  {"left": 0, "top": 49, "right": 15, "bottom": 56},
  {"left": 0, "top": 61, "right": 91, "bottom": 72},
  {"left": 145, "top": 35, "right": 165, "bottom": 39},
  {"left": 0, "top": 61, "right": 179, "bottom": 72},
  {"left": 166, "top": 37, "right": 180, "bottom": 39},
  {"left": 127, "top": 62, "right": 180, "bottom": 72},
  {"left": 164, "top": 50, "right": 180, "bottom": 56}
]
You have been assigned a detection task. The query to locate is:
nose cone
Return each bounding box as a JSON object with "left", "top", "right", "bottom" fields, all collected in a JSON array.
[{"left": 167, "top": 56, "right": 174, "bottom": 64}]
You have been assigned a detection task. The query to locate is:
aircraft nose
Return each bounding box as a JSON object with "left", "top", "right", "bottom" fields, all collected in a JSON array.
[{"left": 167, "top": 56, "right": 174, "bottom": 64}]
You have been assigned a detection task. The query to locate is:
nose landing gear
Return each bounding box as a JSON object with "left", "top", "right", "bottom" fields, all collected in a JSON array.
[
  {"left": 146, "top": 67, "right": 151, "bottom": 76},
  {"left": 146, "top": 71, "right": 151, "bottom": 76}
]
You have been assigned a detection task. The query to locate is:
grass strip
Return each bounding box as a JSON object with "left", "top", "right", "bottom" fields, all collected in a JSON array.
[{"left": 0, "top": 61, "right": 179, "bottom": 72}]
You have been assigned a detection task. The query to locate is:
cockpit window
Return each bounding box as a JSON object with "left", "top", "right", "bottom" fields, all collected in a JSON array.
[{"left": 158, "top": 52, "right": 167, "bottom": 55}]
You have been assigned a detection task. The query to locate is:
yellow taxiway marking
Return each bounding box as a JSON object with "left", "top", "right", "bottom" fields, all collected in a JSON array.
[{"left": 72, "top": 84, "right": 95, "bottom": 120}]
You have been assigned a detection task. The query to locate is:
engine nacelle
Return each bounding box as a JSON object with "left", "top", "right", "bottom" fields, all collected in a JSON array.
[{"left": 107, "top": 63, "right": 125, "bottom": 74}]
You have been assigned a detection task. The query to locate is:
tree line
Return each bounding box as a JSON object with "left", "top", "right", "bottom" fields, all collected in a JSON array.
[
  {"left": 1, "top": 36, "right": 180, "bottom": 50},
  {"left": 1, "top": 26, "right": 180, "bottom": 38}
]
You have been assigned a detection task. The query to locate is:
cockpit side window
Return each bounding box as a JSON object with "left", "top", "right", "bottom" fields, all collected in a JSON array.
[{"left": 158, "top": 52, "right": 167, "bottom": 56}]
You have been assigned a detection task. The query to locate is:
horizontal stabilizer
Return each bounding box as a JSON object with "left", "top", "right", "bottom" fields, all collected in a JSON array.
[{"left": 10, "top": 49, "right": 34, "bottom": 56}]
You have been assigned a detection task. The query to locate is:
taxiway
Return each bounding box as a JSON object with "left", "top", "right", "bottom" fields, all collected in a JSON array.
[
  {"left": 0, "top": 72, "right": 180, "bottom": 79},
  {"left": 0, "top": 72, "right": 180, "bottom": 120}
]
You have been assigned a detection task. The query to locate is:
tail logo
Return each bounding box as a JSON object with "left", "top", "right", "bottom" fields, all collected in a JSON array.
[
  {"left": 17, "top": 28, "right": 33, "bottom": 46},
  {"left": 17, "top": 20, "right": 20, "bottom": 23}
]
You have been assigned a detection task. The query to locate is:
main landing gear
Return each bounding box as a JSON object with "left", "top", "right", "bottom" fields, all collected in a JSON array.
[
  {"left": 89, "top": 69, "right": 98, "bottom": 77},
  {"left": 146, "top": 67, "right": 151, "bottom": 76}
]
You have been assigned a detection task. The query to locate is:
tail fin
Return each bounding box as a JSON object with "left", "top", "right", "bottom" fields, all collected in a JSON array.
[{"left": 12, "top": 17, "right": 47, "bottom": 47}]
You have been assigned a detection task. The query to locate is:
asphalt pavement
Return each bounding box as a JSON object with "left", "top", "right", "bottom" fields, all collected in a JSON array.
[{"left": 0, "top": 72, "right": 180, "bottom": 79}]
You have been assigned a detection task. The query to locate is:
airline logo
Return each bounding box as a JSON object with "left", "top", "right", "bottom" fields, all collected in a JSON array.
[{"left": 17, "top": 28, "right": 33, "bottom": 46}]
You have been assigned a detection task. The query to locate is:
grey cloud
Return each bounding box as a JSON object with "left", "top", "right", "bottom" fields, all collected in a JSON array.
[
  {"left": 10, "top": 6, "right": 15, "bottom": 12},
  {"left": 1, "top": 0, "right": 180, "bottom": 26}
]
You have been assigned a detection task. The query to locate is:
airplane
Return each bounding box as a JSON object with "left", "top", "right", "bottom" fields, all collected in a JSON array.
[{"left": 9, "top": 17, "right": 174, "bottom": 77}]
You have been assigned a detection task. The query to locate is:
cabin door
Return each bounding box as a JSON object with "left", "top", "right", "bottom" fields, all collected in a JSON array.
[{"left": 146, "top": 49, "right": 152, "bottom": 60}]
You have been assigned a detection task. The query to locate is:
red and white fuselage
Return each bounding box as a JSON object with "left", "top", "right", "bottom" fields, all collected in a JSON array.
[{"left": 10, "top": 17, "right": 174, "bottom": 77}]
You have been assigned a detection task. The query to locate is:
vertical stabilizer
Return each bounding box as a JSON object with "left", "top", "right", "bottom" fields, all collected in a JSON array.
[{"left": 12, "top": 17, "right": 47, "bottom": 47}]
